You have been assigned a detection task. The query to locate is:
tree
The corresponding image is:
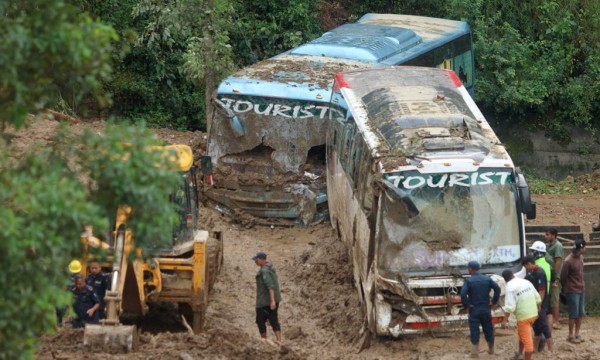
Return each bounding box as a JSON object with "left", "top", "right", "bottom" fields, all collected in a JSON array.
[
  {"left": 0, "top": 1, "right": 180, "bottom": 358},
  {"left": 133, "top": 0, "right": 235, "bottom": 132},
  {"left": 0, "top": 0, "right": 116, "bottom": 131}
]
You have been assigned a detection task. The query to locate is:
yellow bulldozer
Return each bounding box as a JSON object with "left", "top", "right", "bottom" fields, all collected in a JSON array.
[{"left": 75, "top": 144, "right": 223, "bottom": 352}]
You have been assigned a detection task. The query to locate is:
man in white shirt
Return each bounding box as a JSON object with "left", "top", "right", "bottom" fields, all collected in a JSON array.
[{"left": 501, "top": 269, "right": 542, "bottom": 360}]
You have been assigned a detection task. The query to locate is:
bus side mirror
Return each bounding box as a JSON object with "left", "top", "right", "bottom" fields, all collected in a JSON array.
[
  {"left": 381, "top": 180, "right": 420, "bottom": 218},
  {"left": 201, "top": 156, "right": 213, "bottom": 174},
  {"left": 517, "top": 173, "right": 536, "bottom": 220},
  {"left": 213, "top": 98, "right": 245, "bottom": 137},
  {"left": 201, "top": 156, "right": 214, "bottom": 186}
]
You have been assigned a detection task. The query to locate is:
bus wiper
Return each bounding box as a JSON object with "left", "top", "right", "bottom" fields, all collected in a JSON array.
[
  {"left": 382, "top": 180, "right": 420, "bottom": 218},
  {"left": 213, "top": 98, "right": 245, "bottom": 137}
]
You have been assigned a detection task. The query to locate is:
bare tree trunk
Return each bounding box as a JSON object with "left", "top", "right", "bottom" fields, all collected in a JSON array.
[{"left": 203, "top": 0, "right": 215, "bottom": 134}]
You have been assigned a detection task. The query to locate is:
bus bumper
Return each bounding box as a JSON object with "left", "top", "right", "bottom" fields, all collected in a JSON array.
[{"left": 205, "top": 187, "right": 328, "bottom": 225}]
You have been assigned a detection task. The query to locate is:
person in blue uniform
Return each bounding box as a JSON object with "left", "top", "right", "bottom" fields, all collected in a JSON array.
[
  {"left": 86, "top": 261, "right": 110, "bottom": 318},
  {"left": 69, "top": 274, "right": 100, "bottom": 328},
  {"left": 460, "top": 260, "right": 501, "bottom": 358}
]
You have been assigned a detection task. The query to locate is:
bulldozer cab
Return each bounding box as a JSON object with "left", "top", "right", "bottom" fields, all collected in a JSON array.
[{"left": 170, "top": 166, "right": 199, "bottom": 246}]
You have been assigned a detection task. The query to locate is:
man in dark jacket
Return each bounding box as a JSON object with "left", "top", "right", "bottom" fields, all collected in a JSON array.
[
  {"left": 86, "top": 261, "right": 110, "bottom": 318},
  {"left": 69, "top": 274, "right": 100, "bottom": 328},
  {"left": 523, "top": 256, "right": 553, "bottom": 351},
  {"left": 460, "top": 260, "right": 501, "bottom": 358},
  {"left": 253, "top": 251, "right": 282, "bottom": 344}
]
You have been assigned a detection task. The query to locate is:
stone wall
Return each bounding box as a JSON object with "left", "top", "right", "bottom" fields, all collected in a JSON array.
[{"left": 497, "top": 127, "right": 600, "bottom": 180}]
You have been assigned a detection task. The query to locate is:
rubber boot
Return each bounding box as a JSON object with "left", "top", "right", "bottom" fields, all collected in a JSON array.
[
  {"left": 470, "top": 344, "right": 479, "bottom": 358},
  {"left": 487, "top": 341, "right": 494, "bottom": 355}
]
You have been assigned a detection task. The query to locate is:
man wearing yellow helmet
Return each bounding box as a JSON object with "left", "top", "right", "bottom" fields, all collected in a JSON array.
[
  {"left": 68, "top": 260, "right": 82, "bottom": 274},
  {"left": 56, "top": 260, "right": 84, "bottom": 327}
]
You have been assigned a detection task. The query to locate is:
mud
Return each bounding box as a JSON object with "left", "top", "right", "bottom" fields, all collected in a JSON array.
[{"left": 8, "top": 116, "right": 600, "bottom": 359}]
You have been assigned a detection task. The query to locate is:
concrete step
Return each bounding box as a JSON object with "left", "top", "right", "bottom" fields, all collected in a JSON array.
[{"left": 525, "top": 225, "right": 581, "bottom": 233}]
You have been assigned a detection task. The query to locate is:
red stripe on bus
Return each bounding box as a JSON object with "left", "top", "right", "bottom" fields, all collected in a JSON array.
[
  {"left": 403, "top": 321, "right": 442, "bottom": 329},
  {"left": 445, "top": 70, "right": 463, "bottom": 88},
  {"left": 334, "top": 73, "right": 350, "bottom": 90}
]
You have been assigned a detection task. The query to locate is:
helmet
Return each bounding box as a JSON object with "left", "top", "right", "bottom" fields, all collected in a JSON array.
[
  {"left": 68, "top": 260, "right": 82, "bottom": 274},
  {"left": 529, "top": 241, "right": 547, "bottom": 253}
]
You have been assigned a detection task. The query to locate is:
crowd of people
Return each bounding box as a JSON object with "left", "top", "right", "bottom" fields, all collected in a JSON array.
[{"left": 461, "top": 227, "right": 587, "bottom": 360}]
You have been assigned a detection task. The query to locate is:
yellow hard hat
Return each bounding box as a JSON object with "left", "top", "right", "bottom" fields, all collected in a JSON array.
[{"left": 68, "top": 260, "right": 82, "bottom": 274}]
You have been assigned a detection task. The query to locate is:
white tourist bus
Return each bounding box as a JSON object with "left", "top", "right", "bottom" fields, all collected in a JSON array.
[{"left": 326, "top": 67, "right": 536, "bottom": 335}]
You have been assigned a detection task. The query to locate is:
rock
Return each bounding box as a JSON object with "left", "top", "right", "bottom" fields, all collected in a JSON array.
[
  {"left": 279, "top": 345, "right": 291, "bottom": 355},
  {"left": 286, "top": 325, "right": 303, "bottom": 340},
  {"left": 179, "top": 352, "right": 194, "bottom": 360}
]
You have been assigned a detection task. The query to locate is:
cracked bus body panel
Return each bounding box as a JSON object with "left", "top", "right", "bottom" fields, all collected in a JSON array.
[
  {"left": 206, "top": 14, "right": 475, "bottom": 224},
  {"left": 326, "top": 67, "right": 536, "bottom": 335}
]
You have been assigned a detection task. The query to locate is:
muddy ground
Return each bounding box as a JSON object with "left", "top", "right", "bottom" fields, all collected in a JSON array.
[{"left": 9, "top": 117, "right": 600, "bottom": 359}]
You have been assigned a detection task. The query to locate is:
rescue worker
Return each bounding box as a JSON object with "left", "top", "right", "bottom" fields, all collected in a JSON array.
[
  {"left": 460, "top": 260, "right": 500, "bottom": 358},
  {"left": 69, "top": 274, "right": 100, "bottom": 328},
  {"left": 86, "top": 261, "right": 110, "bottom": 318},
  {"left": 522, "top": 256, "right": 553, "bottom": 352},
  {"left": 501, "top": 269, "right": 542, "bottom": 360},
  {"left": 56, "top": 260, "right": 83, "bottom": 326},
  {"left": 529, "top": 241, "right": 552, "bottom": 292},
  {"left": 252, "top": 251, "right": 282, "bottom": 344},
  {"left": 529, "top": 240, "right": 554, "bottom": 351}
]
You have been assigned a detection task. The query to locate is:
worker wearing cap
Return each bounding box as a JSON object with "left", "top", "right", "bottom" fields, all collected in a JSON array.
[
  {"left": 460, "top": 260, "right": 500, "bottom": 358},
  {"left": 252, "top": 251, "right": 282, "bottom": 344},
  {"left": 561, "top": 239, "right": 586, "bottom": 343}
]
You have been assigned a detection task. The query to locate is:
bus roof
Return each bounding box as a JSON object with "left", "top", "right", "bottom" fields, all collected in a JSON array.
[
  {"left": 334, "top": 67, "right": 510, "bottom": 167},
  {"left": 217, "top": 14, "right": 470, "bottom": 101},
  {"left": 217, "top": 55, "right": 374, "bottom": 101}
]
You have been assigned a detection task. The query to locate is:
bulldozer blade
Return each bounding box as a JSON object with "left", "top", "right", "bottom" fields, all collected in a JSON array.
[{"left": 84, "top": 324, "right": 139, "bottom": 353}]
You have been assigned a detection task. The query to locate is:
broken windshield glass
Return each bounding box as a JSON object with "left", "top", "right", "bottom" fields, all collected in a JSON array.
[{"left": 377, "top": 169, "right": 521, "bottom": 276}]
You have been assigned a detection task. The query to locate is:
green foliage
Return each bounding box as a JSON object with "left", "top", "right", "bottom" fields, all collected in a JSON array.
[
  {"left": 75, "top": 124, "right": 181, "bottom": 251},
  {"left": 80, "top": 0, "right": 208, "bottom": 131},
  {"left": 0, "top": 147, "right": 102, "bottom": 359},
  {"left": 526, "top": 174, "right": 577, "bottom": 195},
  {"left": 229, "top": 0, "right": 322, "bottom": 66},
  {"left": 446, "top": 0, "right": 600, "bottom": 140},
  {"left": 0, "top": 124, "right": 181, "bottom": 358},
  {"left": 0, "top": 0, "right": 117, "bottom": 130}
]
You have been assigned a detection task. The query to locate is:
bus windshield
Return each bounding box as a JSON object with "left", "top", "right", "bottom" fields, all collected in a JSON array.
[{"left": 377, "top": 169, "right": 521, "bottom": 276}]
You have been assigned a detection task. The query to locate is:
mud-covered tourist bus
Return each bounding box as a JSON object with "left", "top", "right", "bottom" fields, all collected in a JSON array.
[
  {"left": 206, "top": 14, "right": 475, "bottom": 225},
  {"left": 326, "top": 67, "right": 536, "bottom": 335}
]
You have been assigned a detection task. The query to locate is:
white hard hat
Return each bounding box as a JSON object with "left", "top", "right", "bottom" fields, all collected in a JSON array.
[{"left": 529, "top": 241, "right": 547, "bottom": 253}]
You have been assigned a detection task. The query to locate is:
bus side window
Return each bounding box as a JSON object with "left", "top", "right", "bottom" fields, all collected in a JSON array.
[
  {"left": 351, "top": 136, "right": 362, "bottom": 188},
  {"left": 453, "top": 50, "right": 473, "bottom": 88},
  {"left": 342, "top": 122, "right": 356, "bottom": 180},
  {"left": 358, "top": 144, "right": 371, "bottom": 210}
]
